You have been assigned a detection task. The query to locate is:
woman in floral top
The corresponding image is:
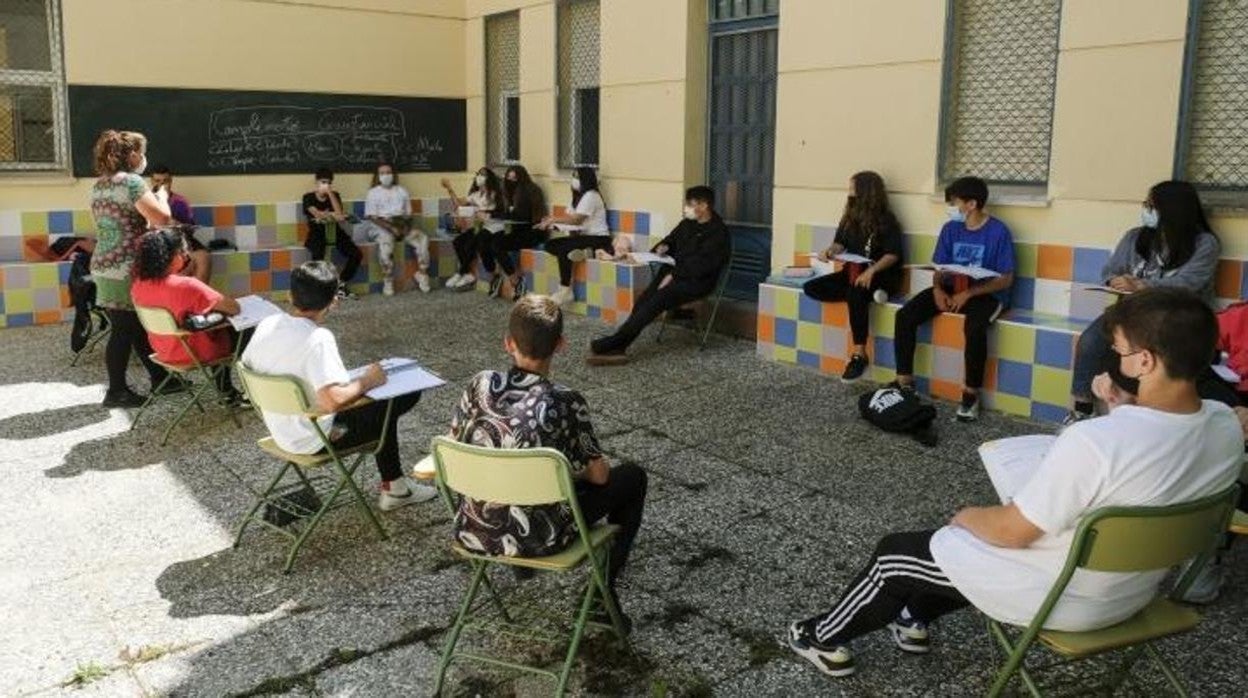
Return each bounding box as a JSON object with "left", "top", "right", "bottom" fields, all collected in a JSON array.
[{"left": 89, "top": 130, "right": 177, "bottom": 407}]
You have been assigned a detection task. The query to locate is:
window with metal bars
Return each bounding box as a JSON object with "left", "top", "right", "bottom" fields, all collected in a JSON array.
[
  {"left": 710, "top": 0, "right": 778, "bottom": 22},
  {"left": 1176, "top": 0, "right": 1248, "bottom": 204},
  {"left": 485, "top": 11, "right": 520, "bottom": 167},
  {"left": 938, "top": 0, "right": 1062, "bottom": 190},
  {"left": 0, "top": 0, "right": 68, "bottom": 172},
  {"left": 557, "top": 0, "right": 599, "bottom": 169}
]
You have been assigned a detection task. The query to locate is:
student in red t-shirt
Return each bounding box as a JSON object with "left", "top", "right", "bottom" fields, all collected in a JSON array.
[{"left": 130, "top": 229, "right": 247, "bottom": 405}]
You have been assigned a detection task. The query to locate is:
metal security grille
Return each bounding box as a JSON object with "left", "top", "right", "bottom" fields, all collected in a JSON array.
[
  {"left": 0, "top": 0, "right": 67, "bottom": 171},
  {"left": 485, "top": 11, "right": 520, "bottom": 166},
  {"left": 556, "top": 0, "right": 599, "bottom": 168},
  {"left": 1178, "top": 0, "right": 1248, "bottom": 196},
  {"left": 711, "top": 0, "right": 778, "bottom": 21},
  {"left": 938, "top": 0, "right": 1061, "bottom": 186}
]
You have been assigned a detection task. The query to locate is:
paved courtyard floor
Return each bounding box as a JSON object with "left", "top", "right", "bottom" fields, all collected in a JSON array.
[{"left": 2, "top": 290, "right": 1245, "bottom": 697}]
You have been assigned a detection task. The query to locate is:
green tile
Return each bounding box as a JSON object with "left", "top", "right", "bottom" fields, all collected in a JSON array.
[
  {"left": 990, "top": 392, "right": 1032, "bottom": 418},
  {"left": 773, "top": 288, "right": 799, "bottom": 320},
  {"left": 995, "top": 324, "right": 1036, "bottom": 363},
  {"left": 226, "top": 253, "right": 250, "bottom": 273},
  {"left": 797, "top": 321, "right": 822, "bottom": 353},
  {"left": 31, "top": 264, "right": 59, "bottom": 287},
  {"left": 1031, "top": 365, "right": 1072, "bottom": 405},
  {"left": 1013, "top": 242, "right": 1037, "bottom": 278},
  {"left": 256, "top": 204, "right": 277, "bottom": 225},
  {"left": 914, "top": 344, "right": 933, "bottom": 375},
  {"left": 598, "top": 263, "right": 616, "bottom": 286},
  {"left": 586, "top": 284, "right": 603, "bottom": 306},
  {"left": 794, "top": 223, "right": 812, "bottom": 253},
  {"left": 21, "top": 211, "right": 47, "bottom": 235},
  {"left": 870, "top": 304, "right": 896, "bottom": 338},
  {"left": 277, "top": 223, "right": 298, "bottom": 245},
  {"left": 5, "top": 289, "right": 34, "bottom": 312},
  {"left": 907, "top": 233, "right": 938, "bottom": 263},
  {"left": 773, "top": 345, "right": 797, "bottom": 365},
  {"left": 72, "top": 209, "right": 95, "bottom": 233}
]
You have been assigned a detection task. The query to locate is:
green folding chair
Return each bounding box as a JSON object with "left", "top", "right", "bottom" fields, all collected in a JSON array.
[
  {"left": 233, "top": 364, "right": 391, "bottom": 573},
  {"left": 131, "top": 304, "right": 242, "bottom": 445},
  {"left": 655, "top": 239, "right": 735, "bottom": 350},
  {"left": 986, "top": 484, "right": 1240, "bottom": 697},
  {"left": 429, "top": 436, "right": 630, "bottom": 697}
]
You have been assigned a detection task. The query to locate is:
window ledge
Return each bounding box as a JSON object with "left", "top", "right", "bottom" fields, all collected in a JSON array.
[{"left": 927, "top": 192, "right": 1052, "bottom": 208}]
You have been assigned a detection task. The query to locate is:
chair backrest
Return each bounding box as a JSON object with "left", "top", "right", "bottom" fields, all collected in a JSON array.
[
  {"left": 431, "top": 436, "right": 573, "bottom": 507},
  {"left": 134, "top": 304, "right": 186, "bottom": 337},
  {"left": 1072, "top": 485, "right": 1240, "bottom": 573},
  {"left": 236, "top": 363, "right": 313, "bottom": 416}
]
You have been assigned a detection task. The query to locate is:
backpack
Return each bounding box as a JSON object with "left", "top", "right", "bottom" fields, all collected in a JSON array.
[
  {"left": 858, "top": 387, "right": 938, "bottom": 447},
  {"left": 68, "top": 250, "right": 98, "bottom": 354}
]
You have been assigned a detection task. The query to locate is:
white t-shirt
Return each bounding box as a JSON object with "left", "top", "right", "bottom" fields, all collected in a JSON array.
[
  {"left": 364, "top": 185, "right": 412, "bottom": 218},
  {"left": 573, "top": 190, "right": 609, "bottom": 236},
  {"left": 931, "top": 401, "right": 1242, "bottom": 631},
  {"left": 466, "top": 189, "right": 497, "bottom": 213},
  {"left": 241, "top": 314, "right": 351, "bottom": 454}
]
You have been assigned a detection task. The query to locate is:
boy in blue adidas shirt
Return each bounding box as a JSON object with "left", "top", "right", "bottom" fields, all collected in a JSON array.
[{"left": 891, "top": 177, "right": 1015, "bottom": 421}]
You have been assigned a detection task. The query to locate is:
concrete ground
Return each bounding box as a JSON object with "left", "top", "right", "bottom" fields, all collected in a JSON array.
[{"left": 1, "top": 290, "right": 1245, "bottom": 697}]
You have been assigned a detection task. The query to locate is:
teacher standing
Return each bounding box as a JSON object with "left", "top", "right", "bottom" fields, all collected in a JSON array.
[{"left": 89, "top": 130, "right": 179, "bottom": 407}]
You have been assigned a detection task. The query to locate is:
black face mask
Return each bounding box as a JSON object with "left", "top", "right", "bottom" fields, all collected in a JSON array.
[
  {"left": 1102, "top": 351, "right": 1140, "bottom": 397},
  {"left": 504, "top": 180, "right": 518, "bottom": 193}
]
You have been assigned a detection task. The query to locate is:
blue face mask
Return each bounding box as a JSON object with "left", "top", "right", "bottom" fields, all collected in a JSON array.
[
  {"left": 946, "top": 205, "right": 966, "bottom": 223},
  {"left": 1140, "top": 206, "right": 1159, "bottom": 229}
]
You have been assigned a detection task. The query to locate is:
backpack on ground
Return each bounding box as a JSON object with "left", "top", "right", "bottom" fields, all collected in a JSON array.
[{"left": 858, "top": 387, "right": 938, "bottom": 447}]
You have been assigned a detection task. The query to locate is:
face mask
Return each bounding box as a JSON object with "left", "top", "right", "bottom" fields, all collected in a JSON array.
[
  {"left": 682, "top": 206, "right": 697, "bottom": 220},
  {"left": 132, "top": 155, "right": 147, "bottom": 175},
  {"left": 379, "top": 173, "right": 394, "bottom": 186},
  {"left": 570, "top": 177, "right": 581, "bottom": 192},
  {"left": 317, "top": 180, "right": 331, "bottom": 193},
  {"left": 1140, "top": 206, "right": 1159, "bottom": 229},
  {"left": 504, "top": 179, "right": 517, "bottom": 192},
  {"left": 946, "top": 205, "right": 966, "bottom": 223},
  {"left": 475, "top": 175, "right": 486, "bottom": 187}
]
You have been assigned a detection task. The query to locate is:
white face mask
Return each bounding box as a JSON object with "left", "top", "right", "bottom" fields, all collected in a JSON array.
[
  {"left": 682, "top": 205, "right": 697, "bottom": 220},
  {"left": 131, "top": 155, "right": 147, "bottom": 175},
  {"left": 1140, "top": 206, "right": 1159, "bottom": 229},
  {"left": 475, "top": 174, "right": 486, "bottom": 187},
  {"left": 570, "top": 177, "right": 581, "bottom": 192},
  {"left": 379, "top": 173, "right": 394, "bottom": 186},
  {"left": 946, "top": 205, "right": 966, "bottom": 223}
]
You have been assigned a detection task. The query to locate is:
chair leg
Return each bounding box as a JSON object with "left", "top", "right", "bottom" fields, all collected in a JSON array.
[
  {"left": 234, "top": 461, "right": 292, "bottom": 548},
  {"left": 1145, "top": 644, "right": 1189, "bottom": 697},
  {"left": 590, "top": 547, "right": 629, "bottom": 646},
  {"left": 987, "top": 620, "right": 1043, "bottom": 698},
  {"left": 283, "top": 473, "right": 354, "bottom": 574},
  {"left": 556, "top": 569, "right": 601, "bottom": 697},
  {"left": 160, "top": 381, "right": 211, "bottom": 446},
  {"left": 130, "top": 372, "right": 173, "bottom": 431},
  {"left": 700, "top": 294, "right": 724, "bottom": 350},
  {"left": 656, "top": 314, "right": 667, "bottom": 344},
  {"left": 334, "top": 455, "right": 388, "bottom": 542},
  {"left": 480, "top": 570, "right": 513, "bottom": 624},
  {"left": 434, "top": 561, "right": 489, "bottom": 697}
]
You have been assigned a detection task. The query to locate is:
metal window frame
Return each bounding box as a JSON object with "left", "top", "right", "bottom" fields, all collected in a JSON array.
[
  {"left": 502, "top": 91, "right": 521, "bottom": 164},
  {"left": 0, "top": 0, "right": 70, "bottom": 172},
  {"left": 484, "top": 10, "right": 520, "bottom": 168},
  {"left": 934, "top": 0, "right": 1063, "bottom": 194},
  {"left": 1173, "top": 0, "right": 1248, "bottom": 208},
  {"left": 555, "top": 0, "right": 600, "bottom": 170}
]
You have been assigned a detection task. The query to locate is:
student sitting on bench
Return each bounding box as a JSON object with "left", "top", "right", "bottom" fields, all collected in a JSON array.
[
  {"left": 355, "top": 162, "right": 430, "bottom": 295},
  {"left": 536, "top": 166, "right": 612, "bottom": 307},
  {"left": 442, "top": 168, "right": 502, "bottom": 292},
  {"left": 302, "top": 168, "right": 363, "bottom": 298},
  {"left": 891, "top": 176, "right": 1015, "bottom": 422},
  {"left": 586, "top": 186, "right": 730, "bottom": 365}
]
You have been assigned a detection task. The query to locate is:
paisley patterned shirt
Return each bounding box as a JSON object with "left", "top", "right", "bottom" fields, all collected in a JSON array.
[
  {"left": 450, "top": 367, "right": 603, "bottom": 557},
  {"left": 89, "top": 173, "right": 150, "bottom": 310}
]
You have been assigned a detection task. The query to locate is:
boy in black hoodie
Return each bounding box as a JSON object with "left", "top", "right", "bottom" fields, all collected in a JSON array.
[{"left": 588, "top": 186, "right": 730, "bottom": 364}]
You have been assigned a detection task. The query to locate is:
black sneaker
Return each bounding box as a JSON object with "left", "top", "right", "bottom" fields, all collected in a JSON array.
[
  {"left": 512, "top": 276, "right": 527, "bottom": 301},
  {"left": 102, "top": 389, "right": 147, "bottom": 408},
  {"left": 886, "top": 379, "right": 916, "bottom": 394},
  {"left": 222, "top": 388, "right": 252, "bottom": 409},
  {"left": 841, "top": 354, "right": 869, "bottom": 383},
  {"left": 668, "top": 307, "right": 696, "bottom": 322},
  {"left": 788, "top": 621, "right": 855, "bottom": 677},
  {"left": 488, "top": 274, "right": 504, "bottom": 298},
  {"left": 955, "top": 391, "right": 980, "bottom": 422}
]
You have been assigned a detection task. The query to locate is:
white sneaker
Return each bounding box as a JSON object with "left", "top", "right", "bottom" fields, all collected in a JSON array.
[
  {"left": 378, "top": 477, "right": 438, "bottom": 511},
  {"left": 446, "top": 273, "right": 463, "bottom": 288},
  {"left": 382, "top": 278, "right": 394, "bottom": 296},
  {"left": 552, "top": 286, "right": 574, "bottom": 306},
  {"left": 414, "top": 271, "right": 431, "bottom": 293},
  {"left": 454, "top": 273, "right": 476, "bottom": 291},
  {"left": 567, "top": 248, "right": 590, "bottom": 263}
]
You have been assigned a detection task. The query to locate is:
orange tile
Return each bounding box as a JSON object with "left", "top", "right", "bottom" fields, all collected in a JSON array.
[
  {"left": 36, "top": 309, "right": 62, "bottom": 325},
  {"left": 573, "top": 264, "right": 588, "bottom": 282},
  {"left": 822, "top": 301, "right": 848, "bottom": 328},
  {"left": 0, "top": 268, "right": 5, "bottom": 286},
  {"left": 1216, "top": 259, "right": 1242, "bottom": 300},
  {"left": 820, "top": 355, "right": 846, "bottom": 375},
  {"left": 932, "top": 313, "right": 965, "bottom": 349},
  {"left": 553, "top": 205, "right": 567, "bottom": 217},
  {"left": 297, "top": 223, "right": 309, "bottom": 244},
  {"left": 982, "top": 358, "right": 998, "bottom": 391},
  {"left": 410, "top": 199, "right": 423, "bottom": 213},
  {"left": 214, "top": 205, "right": 236, "bottom": 227},
  {"left": 618, "top": 211, "right": 635, "bottom": 234},
  {"left": 23, "top": 235, "right": 51, "bottom": 261},
  {"left": 250, "top": 272, "right": 271, "bottom": 292},
  {"left": 616, "top": 288, "right": 632, "bottom": 311},
  {"left": 930, "top": 378, "right": 963, "bottom": 402},
  {"left": 602, "top": 309, "right": 617, "bottom": 324},
  {"left": 60, "top": 288, "right": 70, "bottom": 306},
  {"left": 271, "top": 249, "right": 292, "bottom": 269},
  {"left": 1036, "top": 244, "right": 1073, "bottom": 281},
  {"left": 792, "top": 252, "right": 811, "bottom": 267},
  {"left": 757, "top": 314, "right": 775, "bottom": 343}
]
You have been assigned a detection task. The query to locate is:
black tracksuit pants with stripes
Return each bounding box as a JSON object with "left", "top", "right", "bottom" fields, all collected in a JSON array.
[{"left": 803, "top": 529, "right": 969, "bottom": 646}]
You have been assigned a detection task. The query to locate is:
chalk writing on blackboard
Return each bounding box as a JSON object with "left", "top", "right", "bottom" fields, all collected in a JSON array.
[{"left": 206, "top": 106, "right": 444, "bottom": 171}]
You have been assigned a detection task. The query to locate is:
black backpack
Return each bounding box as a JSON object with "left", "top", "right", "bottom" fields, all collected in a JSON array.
[{"left": 858, "top": 387, "right": 938, "bottom": 447}]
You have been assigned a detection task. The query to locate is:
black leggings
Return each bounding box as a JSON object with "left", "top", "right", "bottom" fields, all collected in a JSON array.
[
  {"left": 575, "top": 462, "right": 648, "bottom": 588},
  {"left": 543, "top": 236, "right": 614, "bottom": 286},
  {"left": 452, "top": 229, "right": 497, "bottom": 275},
  {"left": 104, "top": 308, "right": 168, "bottom": 394},
  {"left": 894, "top": 288, "right": 1001, "bottom": 389},
  {"left": 801, "top": 529, "right": 967, "bottom": 646},
  {"left": 803, "top": 270, "right": 895, "bottom": 346},
  {"left": 304, "top": 224, "right": 362, "bottom": 283},
  {"left": 328, "top": 391, "right": 421, "bottom": 482},
  {"left": 493, "top": 224, "right": 546, "bottom": 276}
]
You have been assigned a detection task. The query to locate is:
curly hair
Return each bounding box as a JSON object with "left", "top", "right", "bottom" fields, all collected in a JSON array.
[
  {"left": 135, "top": 229, "right": 185, "bottom": 281},
  {"left": 838, "top": 171, "right": 897, "bottom": 252},
  {"left": 92, "top": 130, "right": 147, "bottom": 176}
]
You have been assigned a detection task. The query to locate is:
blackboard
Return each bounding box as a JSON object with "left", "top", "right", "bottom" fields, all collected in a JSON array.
[{"left": 68, "top": 85, "right": 466, "bottom": 177}]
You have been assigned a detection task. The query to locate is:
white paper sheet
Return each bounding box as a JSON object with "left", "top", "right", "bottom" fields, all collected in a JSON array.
[
  {"left": 834, "top": 252, "right": 873, "bottom": 265},
  {"left": 228, "top": 295, "right": 284, "bottom": 331},
  {"left": 909, "top": 263, "right": 1001, "bottom": 280},
  {"left": 629, "top": 252, "right": 676, "bottom": 266},
  {"left": 348, "top": 357, "right": 446, "bottom": 400}
]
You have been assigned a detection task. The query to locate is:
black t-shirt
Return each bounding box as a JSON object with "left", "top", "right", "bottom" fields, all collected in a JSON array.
[
  {"left": 302, "top": 191, "right": 343, "bottom": 236},
  {"left": 834, "top": 214, "right": 904, "bottom": 289}
]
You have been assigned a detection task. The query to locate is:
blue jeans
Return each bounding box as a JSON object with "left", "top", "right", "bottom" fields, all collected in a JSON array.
[{"left": 1072, "top": 314, "right": 1110, "bottom": 400}]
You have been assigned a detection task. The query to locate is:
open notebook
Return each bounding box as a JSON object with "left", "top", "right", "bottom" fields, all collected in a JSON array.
[
  {"left": 347, "top": 357, "right": 446, "bottom": 400},
  {"left": 978, "top": 434, "right": 1055, "bottom": 504}
]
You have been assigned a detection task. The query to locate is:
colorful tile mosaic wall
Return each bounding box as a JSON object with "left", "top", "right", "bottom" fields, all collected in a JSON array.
[{"left": 0, "top": 260, "right": 72, "bottom": 328}]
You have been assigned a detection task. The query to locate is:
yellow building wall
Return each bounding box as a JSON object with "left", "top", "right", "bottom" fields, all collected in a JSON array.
[{"left": 0, "top": 0, "right": 468, "bottom": 213}]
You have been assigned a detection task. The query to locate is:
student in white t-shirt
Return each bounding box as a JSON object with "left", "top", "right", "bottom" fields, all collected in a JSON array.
[
  {"left": 536, "top": 166, "right": 612, "bottom": 306},
  {"left": 241, "top": 261, "right": 438, "bottom": 511},
  {"left": 787, "top": 287, "right": 1242, "bottom": 680},
  {"left": 441, "top": 168, "right": 502, "bottom": 291},
  {"left": 354, "top": 163, "right": 430, "bottom": 295}
]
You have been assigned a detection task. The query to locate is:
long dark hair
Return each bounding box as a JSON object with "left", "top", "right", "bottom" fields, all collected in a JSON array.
[
  {"left": 571, "top": 166, "right": 602, "bottom": 208},
  {"left": 504, "top": 165, "right": 544, "bottom": 222},
  {"left": 1135, "top": 180, "right": 1214, "bottom": 270},
  {"left": 468, "top": 166, "right": 501, "bottom": 202},
  {"left": 135, "top": 229, "right": 185, "bottom": 281},
  {"left": 837, "top": 171, "right": 898, "bottom": 251}
]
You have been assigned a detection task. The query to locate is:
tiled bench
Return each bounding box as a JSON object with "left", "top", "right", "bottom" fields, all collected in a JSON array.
[{"left": 758, "top": 223, "right": 1248, "bottom": 423}]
